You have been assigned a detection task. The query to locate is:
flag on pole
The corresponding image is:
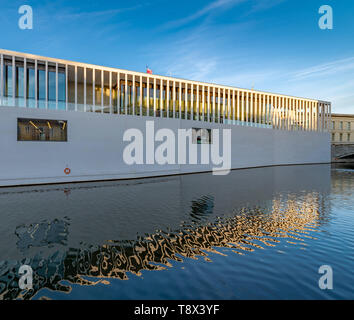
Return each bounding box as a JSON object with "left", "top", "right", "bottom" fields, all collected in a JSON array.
[{"left": 146, "top": 66, "right": 153, "bottom": 74}]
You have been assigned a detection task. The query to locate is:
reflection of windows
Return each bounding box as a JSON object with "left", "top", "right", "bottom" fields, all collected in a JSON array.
[
  {"left": 17, "top": 118, "right": 67, "bottom": 142},
  {"left": 192, "top": 128, "right": 212, "bottom": 144}
]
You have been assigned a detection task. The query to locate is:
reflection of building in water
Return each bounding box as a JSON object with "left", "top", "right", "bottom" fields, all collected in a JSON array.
[
  {"left": 331, "top": 168, "right": 354, "bottom": 207},
  {"left": 189, "top": 195, "right": 214, "bottom": 222},
  {"left": 0, "top": 191, "right": 326, "bottom": 300}
]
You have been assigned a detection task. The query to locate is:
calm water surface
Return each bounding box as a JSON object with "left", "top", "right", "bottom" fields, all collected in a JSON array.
[{"left": 0, "top": 164, "right": 353, "bottom": 300}]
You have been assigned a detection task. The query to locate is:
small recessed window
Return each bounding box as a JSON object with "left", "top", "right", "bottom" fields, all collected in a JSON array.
[
  {"left": 192, "top": 128, "right": 212, "bottom": 144},
  {"left": 17, "top": 118, "right": 67, "bottom": 142}
]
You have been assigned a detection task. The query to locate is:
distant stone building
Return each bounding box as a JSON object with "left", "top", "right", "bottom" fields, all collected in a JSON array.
[{"left": 331, "top": 113, "right": 354, "bottom": 161}]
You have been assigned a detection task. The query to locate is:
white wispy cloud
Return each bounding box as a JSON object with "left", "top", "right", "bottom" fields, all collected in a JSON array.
[
  {"left": 162, "top": 0, "right": 248, "bottom": 29},
  {"left": 54, "top": 5, "right": 145, "bottom": 21},
  {"left": 291, "top": 57, "right": 354, "bottom": 80}
]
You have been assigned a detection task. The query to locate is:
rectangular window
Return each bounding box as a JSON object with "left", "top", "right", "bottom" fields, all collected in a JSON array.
[
  {"left": 348, "top": 133, "right": 351, "bottom": 142},
  {"left": 192, "top": 128, "right": 212, "bottom": 144},
  {"left": 5, "top": 63, "right": 12, "bottom": 97},
  {"left": 348, "top": 122, "right": 351, "bottom": 131},
  {"left": 339, "top": 133, "right": 343, "bottom": 142},
  {"left": 332, "top": 121, "right": 335, "bottom": 130},
  {"left": 332, "top": 133, "right": 335, "bottom": 141},
  {"left": 17, "top": 118, "right": 67, "bottom": 142},
  {"left": 340, "top": 121, "right": 343, "bottom": 130}
]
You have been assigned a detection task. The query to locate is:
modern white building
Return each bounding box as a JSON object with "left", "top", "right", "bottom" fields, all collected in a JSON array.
[{"left": 0, "top": 49, "right": 332, "bottom": 186}]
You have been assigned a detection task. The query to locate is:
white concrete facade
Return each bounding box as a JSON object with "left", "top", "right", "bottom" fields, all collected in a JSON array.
[{"left": 0, "top": 106, "right": 330, "bottom": 186}]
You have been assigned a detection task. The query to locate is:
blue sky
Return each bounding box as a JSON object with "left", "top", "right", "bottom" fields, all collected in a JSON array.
[{"left": 1, "top": 0, "right": 353, "bottom": 113}]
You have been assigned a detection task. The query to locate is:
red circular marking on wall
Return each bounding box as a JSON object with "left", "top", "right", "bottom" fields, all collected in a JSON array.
[{"left": 64, "top": 168, "right": 71, "bottom": 175}]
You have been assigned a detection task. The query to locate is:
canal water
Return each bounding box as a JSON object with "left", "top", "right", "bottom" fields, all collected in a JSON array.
[{"left": 0, "top": 164, "right": 353, "bottom": 300}]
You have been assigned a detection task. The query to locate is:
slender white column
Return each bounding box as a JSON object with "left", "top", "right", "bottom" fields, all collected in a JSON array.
[
  {"left": 307, "top": 100, "right": 311, "bottom": 131},
  {"left": 222, "top": 88, "right": 225, "bottom": 122},
  {"left": 0, "top": 53, "right": 3, "bottom": 103},
  {"left": 285, "top": 97, "right": 289, "bottom": 130},
  {"left": 110, "top": 71, "right": 112, "bottom": 114},
  {"left": 266, "top": 95, "right": 270, "bottom": 126},
  {"left": 34, "top": 59, "right": 38, "bottom": 108},
  {"left": 153, "top": 78, "right": 157, "bottom": 117},
  {"left": 101, "top": 70, "right": 104, "bottom": 113},
  {"left": 237, "top": 91, "right": 240, "bottom": 122},
  {"left": 245, "top": 91, "right": 249, "bottom": 124},
  {"left": 45, "top": 61, "right": 48, "bottom": 109},
  {"left": 212, "top": 87, "right": 216, "bottom": 122},
  {"left": 75, "top": 65, "right": 78, "bottom": 111},
  {"left": 161, "top": 79, "right": 164, "bottom": 118},
  {"left": 92, "top": 69, "right": 95, "bottom": 112},
  {"left": 231, "top": 89, "right": 234, "bottom": 121},
  {"left": 322, "top": 103, "right": 325, "bottom": 132},
  {"left": 304, "top": 100, "right": 307, "bottom": 131},
  {"left": 196, "top": 84, "right": 200, "bottom": 121},
  {"left": 308, "top": 100, "right": 311, "bottom": 131},
  {"left": 329, "top": 103, "right": 332, "bottom": 132},
  {"left": 283, "top": 97, "right": 286, "bottom": 129},
  {"left": 317, "top": 102, "right": 321, "bottom": 131},
  {"left": 165, "top": 79, "right": 169, "bottom": 118},
  {"left": 117, "top": 72, "right": 120, "bottom": 115},
  {"left": 300, "top": 100, "right": 303, "bottom": 130},
  {"left": 241, "top": 91, "right": 244, "bottom": 123},
  {"left": 227, "top": 89, "right": 231, "bottom": 122},
  {"left": 23, "top": 58, "right": 27, "bottom": 107},
  {"left": 202, "top": 85, "right": 205, "bottom": 121},
  {"left": 274, "top": 96, "right": 278, "bottom": 129},
  {"left": 310, "top": 101, "right": 314, "bottom": 131},
  {"left": 146, "top": 77, "right": 150, "bottom": 116},
  {"left": 280, "top": 97, "right": 286, "bottom": 130},
  {"left": 84, "top": 67, "right": 87, "bottom": 112},
  {"left": 124, "top": 74, "right": 127, "bottom": 115},
  {"left": 12, "top": 56, "right": 15, "bottom": 104},
  {"left": 207, "top": 86, "right": 210, "bottom": 122},
  {"left": 314, "top": 101, "right": 316, "bottom": 131},
  {"left": 173, "top": 81, "right": 176, "bottom": 118},
  {"left": 190, "top": 83, "right": 193, "bottom": 120},
  {"left": 295, "top": 99, "right": 298, "bottom": 130},
  {"left": 179, "top": 82, "right": 182, "bottom": 119},
  {"left": 140, "top": 76, "right": 143, "bottom": 117},
  {"left": 250, "top": 92, "right": 254, "bottom": 126},
  {"left": 262, "top": 94, "right": 265, "bottom": 125},
  {"left": 217, "top": 87, "right": 221, "bottom": 123},
  {"left": 65, "top": 64, "right": 68, "bottom": 111},
  {"left": 56, "top": 63, "right": 59, "bottom": 110}
]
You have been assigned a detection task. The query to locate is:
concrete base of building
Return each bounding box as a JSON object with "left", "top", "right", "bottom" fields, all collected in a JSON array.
[{"left": 0, "top": 106, "right": 331, "bottom": 187}]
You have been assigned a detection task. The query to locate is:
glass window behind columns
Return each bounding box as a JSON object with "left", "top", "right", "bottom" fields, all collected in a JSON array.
[
  {"left": 16, "top": 64, "right": 25, "bottom": 107},
  {"left": 4, "top": 61, "right": 12, "bottom": 98},
  {"left": 38, "top": 64, "right": 46, "bottom": 109},
  {"left": 27, "top": 64, "right": 35, "bottom": 108},
  {"left": 48, "top": 66, "right": 56, "bottom": 109},
  {"left": 58, "top": 70, "right": 66, "bottom": 110}
]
